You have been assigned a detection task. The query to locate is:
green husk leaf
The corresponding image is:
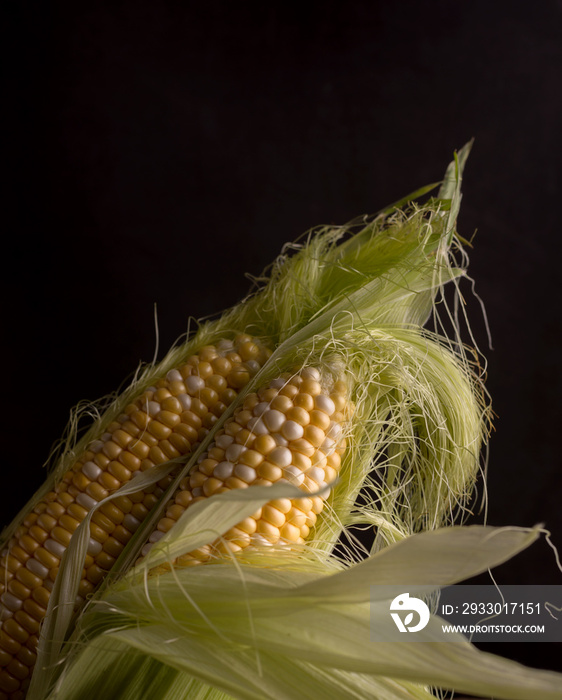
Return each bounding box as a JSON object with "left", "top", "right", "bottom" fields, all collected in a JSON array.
[
  {"left": 46, "top": 526, "right": 562, "bottom": 700},
  {"left": 45, "top": 635, "right": 438, "bottom": 700}
]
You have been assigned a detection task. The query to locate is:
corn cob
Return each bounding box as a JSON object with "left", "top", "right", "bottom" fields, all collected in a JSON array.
[
  {"left": 142, "top": 366, "right": 352, "bottom": 569},
  {"left": 0, "top": 334, "right": 271, "bottom": 699},
  {"left": 5, "top": 144, "right": 521, "bottom": 700}
]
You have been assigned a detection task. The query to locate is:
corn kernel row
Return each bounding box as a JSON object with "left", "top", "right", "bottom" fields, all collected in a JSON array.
[
  {"left": 0, "top": 335, "right": 271, "bottom": 699},
  {"left": 142, "top": 366, "right": 350, "bottom": 567}
]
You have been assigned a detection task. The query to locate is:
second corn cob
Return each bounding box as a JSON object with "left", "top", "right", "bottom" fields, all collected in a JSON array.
[{"left": 142, "top": 366, "right": 352, "bottom": 568}]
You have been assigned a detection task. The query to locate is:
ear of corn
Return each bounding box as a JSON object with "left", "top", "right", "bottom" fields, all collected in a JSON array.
[
  {"left": 4, "top": 143, "right": 562, "bottom": 700},
  {"left": 0, "top": 335, "right": 273, "bottom": 698}
]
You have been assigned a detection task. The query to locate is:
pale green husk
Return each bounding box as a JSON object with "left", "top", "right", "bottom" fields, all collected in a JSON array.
[
  {"left": 41, "top": 518, "right": 562, "bottom": 700},
  {"left": 17, "top": 144, "right": 562, "bottom": 700}
]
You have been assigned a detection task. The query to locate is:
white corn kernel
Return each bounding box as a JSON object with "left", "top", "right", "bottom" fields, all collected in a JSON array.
[
  {"left": 262, "top": 410, "right": 286, "bottom": 432},
  {"left": 234, "top": 464, "right": 257, "bottom": 483},
  {"left": 44, "top": 538, "right": 65, "bottom": 558},
  {"left": 308, "top": 466, "right": 325, "bottom": 484},
  {"left": 282, "top": 465, "right": 305, "bottom": 486},
  {"left": 215, "top": 434, "right": 234, "bottom": 449},
  {"left": 76, "top": 493, "right": 98, "bottom": 510},
  {"left": 327, "top": 421, "right": 342, "bottom": 440},
  {"left": 186, "top": 376, "right": 205, "bottom": 394},
  {"left": 269, "top": 446, "right": 292, "bottom": 467},
  {"left": 217, "top": 339, "right": 234, "bottom": 352},
  {"left": 314, "top": 394, "right": 336, "bottom": 415},
  {"left": 166, "top": 369, "right": 183, "bottom": 382},
  {"left": 147, "top": 401, "right": 161, "bottom": 417},
  {"left": 89, "top": 439, "right": 104, "bottom": 453},
  {"left": 82, "top": 460, "right": 102, "bottom": 480},
  {"left": 25, "top": 558, "right": 49, "bottom": 579},
  {"left": 149, "top": 530, "right": 165, "bottom": 544},
  {"left": 214, "top": 461, "right": 235, "bottom": 480},
  {"left": 253, "top": 401, "right": 270, "bottom": 416},
  {"left": 225, "top": 443, "right": 247, "bottom": 462},
  {"left": 178, "top": 393, "right": 192, "bottom": 410},
  {"left": 281, "top": 420, "right": 304, "bottom": 441},
  {"left": 247, "top": 416, "right": 269, "bottom": 435},
  {"left": 1, "top": 592, "right": 23, "bottom": 612},
  {"left": 87, "top": 538, "right": 103, "bottom": 556}
]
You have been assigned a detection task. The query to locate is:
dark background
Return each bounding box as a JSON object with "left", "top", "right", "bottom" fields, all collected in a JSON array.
[{"left": 3, "top": 0, "right": 561, "bottom": 678}]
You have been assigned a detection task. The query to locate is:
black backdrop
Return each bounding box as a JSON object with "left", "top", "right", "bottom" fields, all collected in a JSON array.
[{"left": 3, "top": 0, "right": 562, "bottom": 679}]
